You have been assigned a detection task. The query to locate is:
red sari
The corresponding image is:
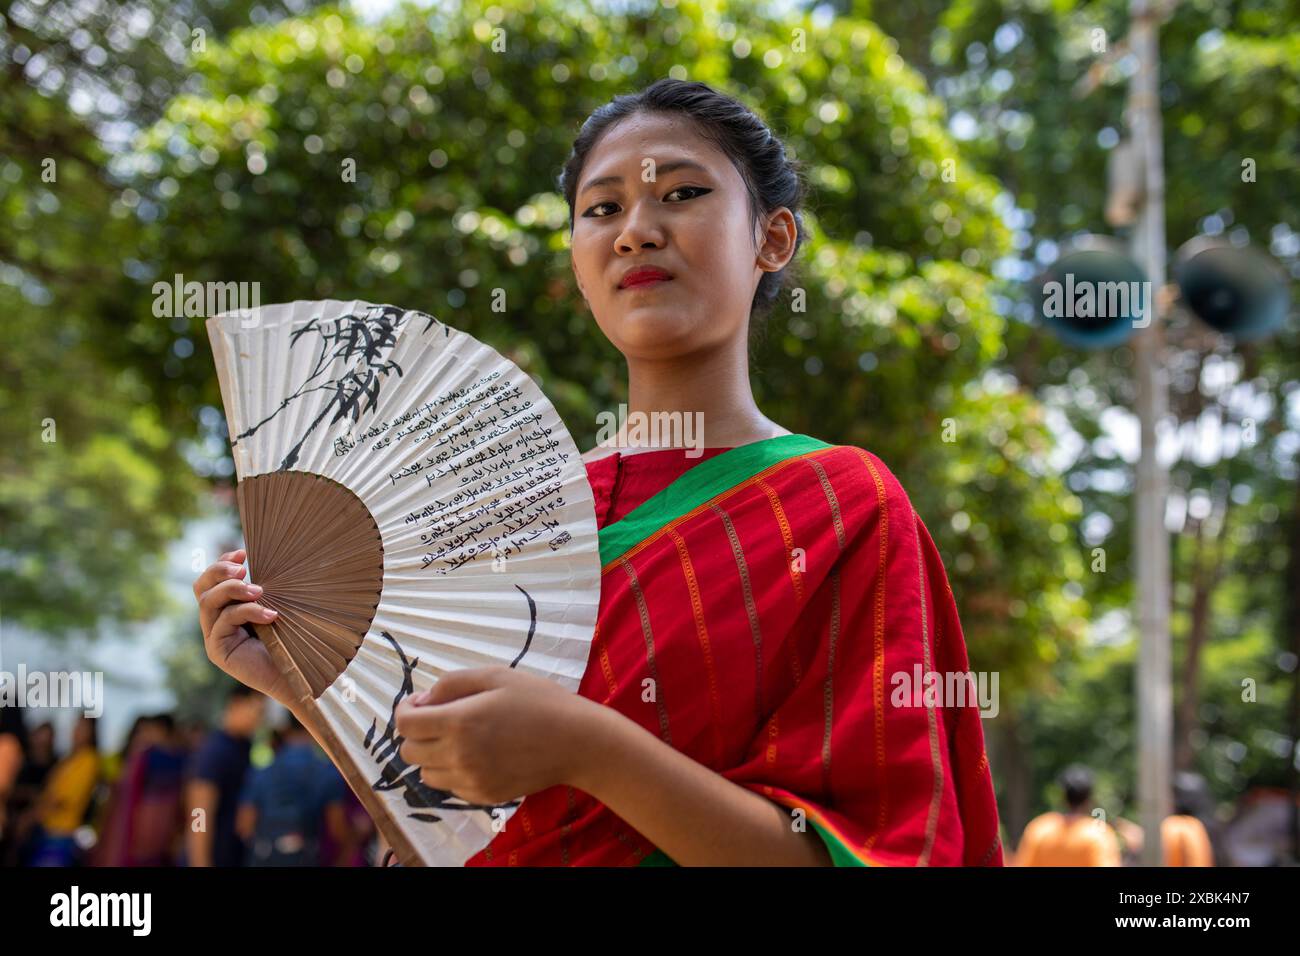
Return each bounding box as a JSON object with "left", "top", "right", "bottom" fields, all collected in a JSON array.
[{"left": 465, "top": 434, "right": 1003, "bottom": 866}]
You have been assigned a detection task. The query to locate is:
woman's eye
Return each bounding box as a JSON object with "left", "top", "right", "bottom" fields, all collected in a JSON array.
[
  {"left": 582, "top": 186, "right": 711, "bottom": 218},
  {"left": 665, "top": 185, "right": 711, "bottom": 202}
]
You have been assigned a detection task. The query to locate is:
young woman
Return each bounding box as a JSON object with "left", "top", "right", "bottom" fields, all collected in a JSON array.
[
  {"left": 25, "top": 715, "right": 101, "bottom": 866},
  {"left": 194, "top": 79, "right": 1002, "bottom": 867}
]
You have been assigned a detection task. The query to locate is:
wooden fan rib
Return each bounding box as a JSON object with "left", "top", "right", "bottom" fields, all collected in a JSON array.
[
  {"left": 239, "top": 470, "right": 384, "bottom": 699},
  {"left": 245, "top": 477, "right": 379, "bottom": 585},
  {"left": 263, "top": 594, "right": 376, "bottom": 645},
  {"left": 260, "top": 561, "right": 384, "bottom": 593},
  {"left": 257, "top": 471, "right": 321, "bottom": 578},
  {"left": 250, "top": 471, "right": 295, "bottom": 581},
  {"left": 268, "top": 544, "right": 384, "bottom": 577},
  {"left": 257, "top": 584, "right": 380, "bottom": 614},
  {"left": 236, "top": 481, "right": 262, "bottom": 580},
  {"left": 259, "top": 601, "right": 379, "bottom": 637},
  {"left": 265, "top": 472, "right": 350, "bottom": 578},
  {"left": 268, "top": 607, "right": 361, "bottom": 694},
  {"left": 273, "top": 613, "right": 347, "bottom": 697},
  {"left": 268, "top": 483, "right": 359, "bottom": 567}
]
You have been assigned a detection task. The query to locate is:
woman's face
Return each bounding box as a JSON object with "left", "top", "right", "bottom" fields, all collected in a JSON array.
[
  {"left": 32, "top": 724, "right": 54, "bottom": 756},
  {"left": 569, "top": 112, "right": 796, "bottom": 361}
]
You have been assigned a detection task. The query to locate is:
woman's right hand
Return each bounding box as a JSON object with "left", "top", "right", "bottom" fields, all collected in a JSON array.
[{"left": 193, "top": 547, "right": 289, "bottom": 705}]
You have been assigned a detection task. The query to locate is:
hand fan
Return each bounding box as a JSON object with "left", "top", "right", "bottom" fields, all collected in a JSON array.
[{"left": 205, "top": 299, "right": 601, "bottom": 866}]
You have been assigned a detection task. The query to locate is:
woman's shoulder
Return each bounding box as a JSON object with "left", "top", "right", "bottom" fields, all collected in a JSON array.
[
  {"left": 579, "top": 444, "right": 620, "bottom": 466},
  {"left": 803, "top": 441, "right": 917, "bottom": 515}
]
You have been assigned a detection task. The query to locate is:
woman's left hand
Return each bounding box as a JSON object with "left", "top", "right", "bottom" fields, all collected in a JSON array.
[{"left": 395, "top": 666, "right": 606, "bottom": 807}]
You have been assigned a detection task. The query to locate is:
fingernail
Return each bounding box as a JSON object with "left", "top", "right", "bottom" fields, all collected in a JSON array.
[
  {"left": 264, "top": 608, "right": 278, "bottom": 618},
  {"left": 248, "top": 584, "right": 263, "bottom": 594}
]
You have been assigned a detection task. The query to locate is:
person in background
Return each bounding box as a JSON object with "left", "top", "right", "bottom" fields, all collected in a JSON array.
[
  {"left": 1012, "top": 764, "right": 1122, "bottom": 867},
  {"left": 318, "top": 779, "right": 375, "bottom": 867},
  {"left": 185, "top": 686, "right": 265, "bottom": 866},
  {"left": 1162, "top": 772, "right": 1215, "bottom": 867},
  {"left": 88, "top": 714, "right": 155, "bottom": 865},
  {"left": 26, "top": 715, "right": 101, "bottom": 866},
  {"left": 1110, "top": 774, "right": 1217, "bottom": 866},
  {"left": 2, "top": 719, "right": 55, "bottom": 866},
  {"left": 176, "top": 717, "right": 207, "bottom": 755},
  {"left": 1161, "top": 812, "right": 1214, "bottom": 866},
  {"left": 18, "top": 721, "right": 56, "bottom": 792},
  {"left": 101, "top": 715, "right": 147, "bottom": 788},
  {"left": 94, "top": 713, "right": 189, "bottom": 866},
  {"left": 236, "top": 712, "right": 353, "bottom": 866},
  {"left": 0, "top": 706, "right": 27, "bottom": 860}
]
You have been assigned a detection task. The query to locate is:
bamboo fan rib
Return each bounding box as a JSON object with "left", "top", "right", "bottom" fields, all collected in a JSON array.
[{"left": 236, "top": 470, "right": 384, "bottom": 698}]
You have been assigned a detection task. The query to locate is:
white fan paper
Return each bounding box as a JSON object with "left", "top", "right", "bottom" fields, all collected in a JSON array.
[{"left": 205, "top": 299, "right": 601, "bottom": 866}]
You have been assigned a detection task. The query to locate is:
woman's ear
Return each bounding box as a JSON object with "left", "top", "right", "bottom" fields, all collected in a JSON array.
[{"left": 757, "top": 207, "right": 798, "bottom": 273}]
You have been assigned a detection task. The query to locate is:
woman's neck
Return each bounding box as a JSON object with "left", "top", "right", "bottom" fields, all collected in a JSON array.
[{"left": 618, "top": 339, "right": 790, "bottom": 449}]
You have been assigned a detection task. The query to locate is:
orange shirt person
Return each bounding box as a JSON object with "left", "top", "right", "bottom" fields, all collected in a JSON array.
[
  {"left": 1162, "top": 814, "right": 1214, "bottom": 866},
  {"left": 1013, "top": 765, "right": 1122, "bottom": 867},
  {"left": 1014, "top": 811, "right": 1123, "bottom": 866}
]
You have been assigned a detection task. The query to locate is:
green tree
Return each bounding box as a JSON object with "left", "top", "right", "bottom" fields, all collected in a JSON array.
[
  {"left": 850, "top": 0, "right": 1300, "bottom": 825},
  {"left": 0, "top": 0, "right": 325, "bottom": 634}
]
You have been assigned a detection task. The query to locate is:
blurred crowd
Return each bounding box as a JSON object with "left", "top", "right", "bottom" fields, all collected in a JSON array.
[
  {"left": 1011, "top": 765, "right": 1214, "bottom": 866},
  {"left": 1009, "top": 764, "right": 1300, "bottom": 867},
  {"left": 3, "top": 690, "right": 1294, "bottom": 867},
  {"left": 0, "top": 686, "right": 377, "bottom": 867}
]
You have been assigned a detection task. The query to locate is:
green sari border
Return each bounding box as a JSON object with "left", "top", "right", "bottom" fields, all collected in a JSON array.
[
  {"left": 634, "top": 821, "right": 872, "bottom": 867},
  {"left": 596, "top": 433, "right": 833, "bottom": 569},
  {"left": 636, "top": 848, "right": 676, "bottom": 866},
  {"left": 809, "top": 819, "right": 872, "bottom": 866}
]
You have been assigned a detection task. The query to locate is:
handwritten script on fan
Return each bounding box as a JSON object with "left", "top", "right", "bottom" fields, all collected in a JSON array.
[{"left": 333, "top": 369, "right": 572, "bottom": 574}]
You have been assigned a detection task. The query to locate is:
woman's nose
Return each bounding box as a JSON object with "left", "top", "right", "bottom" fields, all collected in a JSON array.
[{"left": 615, "top": 203, "right": 665, "bottom": 252}]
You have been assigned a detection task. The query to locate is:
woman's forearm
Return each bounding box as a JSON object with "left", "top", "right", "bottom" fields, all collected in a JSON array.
[{"left": 568, "top": 702, "right": 832, "bottom": 866}]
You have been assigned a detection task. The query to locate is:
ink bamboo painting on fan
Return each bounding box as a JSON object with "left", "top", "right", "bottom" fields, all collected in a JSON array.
[
  {"left": 233, "top": 303, "right": 414, "bottom": 471},
  {"left": 228, "top": 302, "right": 575, "bottom": 573},
  {"left": 367, "top": 631, "right": 522, "bottom": 827}
]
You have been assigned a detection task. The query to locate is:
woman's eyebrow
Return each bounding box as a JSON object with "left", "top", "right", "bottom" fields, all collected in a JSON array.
[{"left": 578, "top": 159, "right": 710, "bottom": 197}]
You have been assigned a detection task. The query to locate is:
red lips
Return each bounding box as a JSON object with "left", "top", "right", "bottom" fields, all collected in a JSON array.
[{"left": 618, "top": 266, "right": 674, "bottom": 289}]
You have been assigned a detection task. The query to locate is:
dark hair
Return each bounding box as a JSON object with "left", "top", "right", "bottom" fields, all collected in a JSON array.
[
  {"left": 225, "top": 684, "right": 260, "bottom": 705},
  {"left": 78, "top": 715, "right": 99, "bottom": 750},
  {"left": 558, "top": 78, "right": 810, "bottom": 346},
  {"left": 1058, "top": 764, "right": 1094, "bottom": 809},
  {"left": 121, "top": 714, "right": 147, "bottom": 754},
  {"left": 1173, "top": 771, "right": 1207, "bottom": 817},
  {"left": 148, "top": 712, "right": 177, "bottom": 734},
  {"left": 282, "top": 711, "right": 307, "bottom": 735},
  {"left": 0, "top": 704, "right": 28, "bottom": 751}
]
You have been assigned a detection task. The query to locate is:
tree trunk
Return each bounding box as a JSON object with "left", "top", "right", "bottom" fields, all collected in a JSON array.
[
  {"left": 1174, "top": 497, "right": 1230, "bottom": 772},
  {"left": 988, "top": 708, "right": 1031, "bottom": 854},
  {"left": 1285, "top": 478, "right": 1300, "bottom": 862}
]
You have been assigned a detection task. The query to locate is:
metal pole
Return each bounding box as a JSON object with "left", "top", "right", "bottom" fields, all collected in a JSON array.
[{"left": 1129, "top": 0, "right": 1172, "bottom": 867}]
